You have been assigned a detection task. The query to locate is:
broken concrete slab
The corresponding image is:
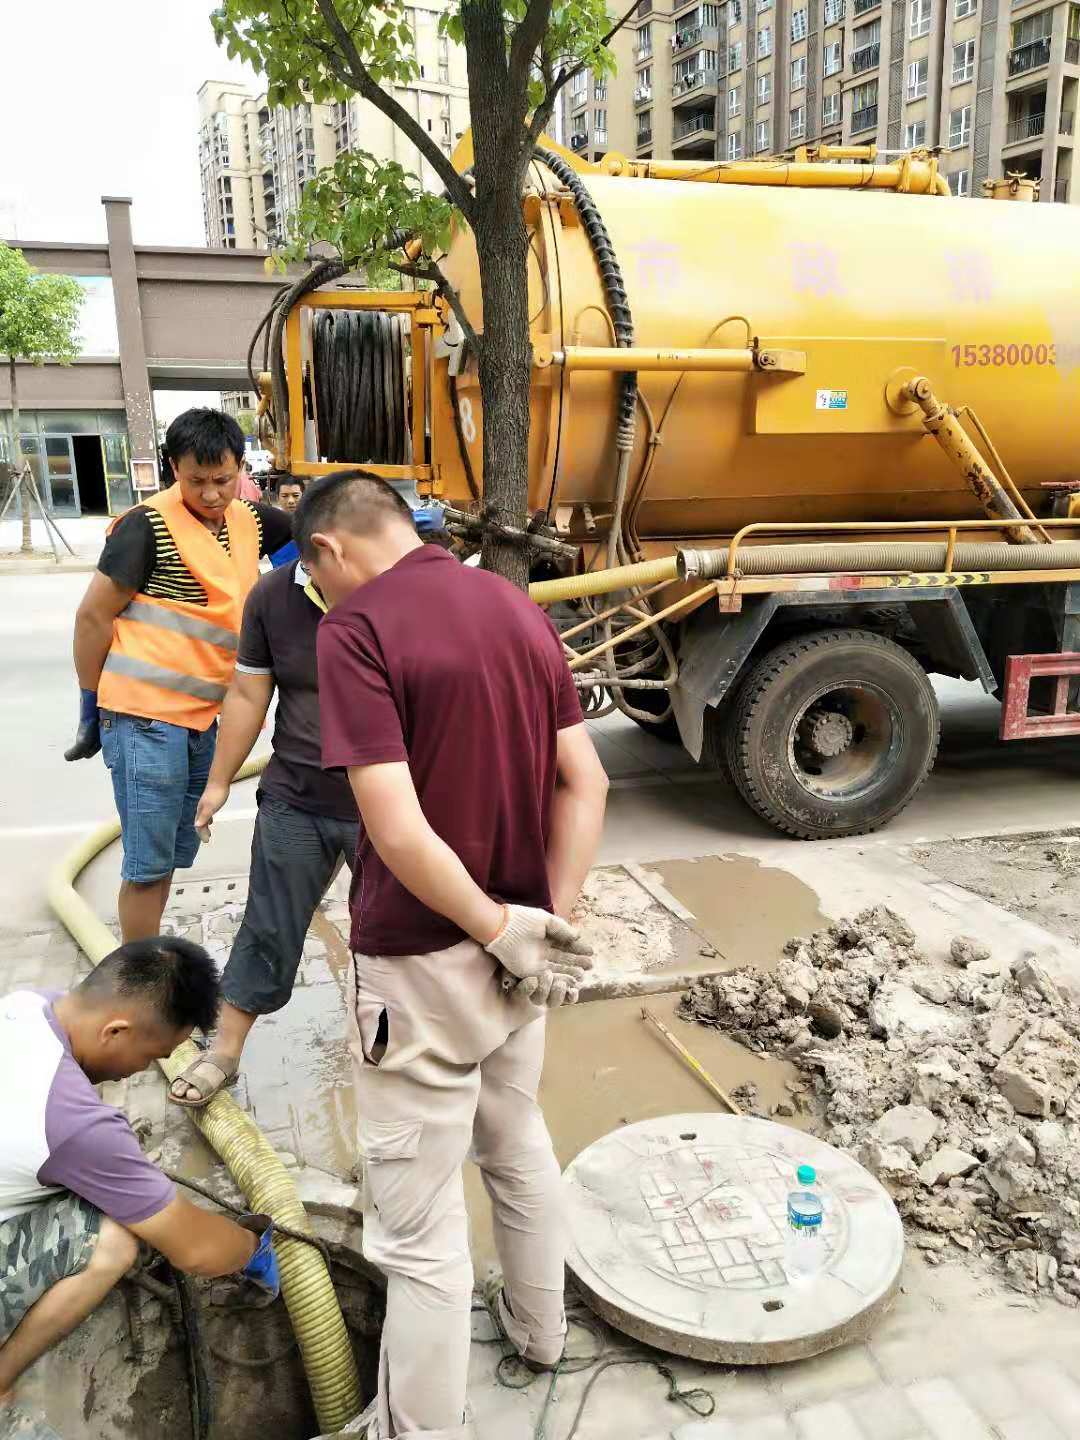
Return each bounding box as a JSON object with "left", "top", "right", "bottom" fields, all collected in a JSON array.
[
  {"left": 951, "top": 935, "right": 992, "bottom": 967},
  {"left": 869, "top": 1105, "right": 940, "bottom": 1160},
  {"left": 918, "top": 1148, "right": 980, "bottom": 1187},
  {"left": 868, "top": 982, "right": 968, "bottom": 1046}
]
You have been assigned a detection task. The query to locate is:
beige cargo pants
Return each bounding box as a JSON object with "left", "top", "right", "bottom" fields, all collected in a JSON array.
[{"left": 348, "top": 939, "right": 567, "bottom": 1440}]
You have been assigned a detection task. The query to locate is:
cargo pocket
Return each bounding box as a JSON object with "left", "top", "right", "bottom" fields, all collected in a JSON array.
[{"left": 358, "top": 1117, "right": 425, "bottom": 1240}]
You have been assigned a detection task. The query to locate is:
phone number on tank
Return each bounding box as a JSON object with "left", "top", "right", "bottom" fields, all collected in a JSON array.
[{"left": 951, "top": 343, "right": 1080, "bottom": 368}]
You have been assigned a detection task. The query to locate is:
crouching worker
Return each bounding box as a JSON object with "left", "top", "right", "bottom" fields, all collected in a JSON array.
[{"left": 0, "top": 939, "right": 279, "bottom": 1439}]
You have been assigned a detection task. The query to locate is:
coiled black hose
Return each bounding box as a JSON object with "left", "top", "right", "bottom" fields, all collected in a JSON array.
[{"left": 311, "top": 309, "right": 409, "bottom": 465}]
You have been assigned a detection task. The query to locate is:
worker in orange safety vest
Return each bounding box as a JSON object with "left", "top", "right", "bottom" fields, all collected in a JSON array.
[{"left": 67, "top": 409, "right": 293, "bottom": 943}]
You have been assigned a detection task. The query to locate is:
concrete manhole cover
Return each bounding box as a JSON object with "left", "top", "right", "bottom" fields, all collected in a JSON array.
[{"left": 564, "top": 1113, "right": 904, "bottom": 1364}]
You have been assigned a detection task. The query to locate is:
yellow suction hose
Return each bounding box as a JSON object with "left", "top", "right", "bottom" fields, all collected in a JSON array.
[{"left": 47, "top": 755, "right": 362, "bottom": 1434}]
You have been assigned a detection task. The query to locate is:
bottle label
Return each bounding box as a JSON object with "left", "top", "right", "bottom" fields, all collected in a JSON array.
[{"left": 788, "top": 1203, "right": 822, "bottom": 1231}]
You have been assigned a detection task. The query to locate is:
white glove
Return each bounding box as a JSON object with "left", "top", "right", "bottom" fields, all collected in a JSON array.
[
  {"left": 509, "top": 969, "right": 582, "bottom": 1008},
  {"left": 484, "top": 904, "right": 593, "bottom": 984}
]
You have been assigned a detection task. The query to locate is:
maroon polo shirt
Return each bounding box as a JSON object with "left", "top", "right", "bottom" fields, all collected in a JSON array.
[{"left": 317, "top": 546, "right": 584, "bottom": 956}]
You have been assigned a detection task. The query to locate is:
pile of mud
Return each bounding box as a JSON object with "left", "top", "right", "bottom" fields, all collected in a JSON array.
[{"left": 679, "top": 907, "right": 1080, "bottom": 1305}]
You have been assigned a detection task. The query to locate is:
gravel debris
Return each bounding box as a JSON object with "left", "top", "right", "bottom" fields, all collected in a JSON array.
[{"left": 679, "top": 906, "right": 1080, "bottom": 1302}]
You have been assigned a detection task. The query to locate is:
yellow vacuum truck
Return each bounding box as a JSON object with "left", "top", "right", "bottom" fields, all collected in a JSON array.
[{"left": 257, "top": 141, "right": 1080, "bottom": 839}]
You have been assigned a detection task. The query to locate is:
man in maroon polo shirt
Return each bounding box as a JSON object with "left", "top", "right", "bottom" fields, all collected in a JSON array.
[{"left": 294, "top": 471, "right": 609, "bottom": 1440}]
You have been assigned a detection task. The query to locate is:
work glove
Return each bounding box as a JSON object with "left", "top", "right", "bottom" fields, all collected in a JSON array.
[
  {"left": 237, "top": 1213, "right": 280, "bottom": 1301},
  {"left": 512, "top": 969, "right": 582, "bottom": 1008},
  {"left": 484, "top": 904, "right": 593, "bottom": 985},
  {"left": 64, "top": 689, "right": 101, "bottom": 761}
]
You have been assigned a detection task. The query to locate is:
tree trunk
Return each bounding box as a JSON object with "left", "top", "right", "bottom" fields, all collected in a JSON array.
[
  {"left": 9, "top": 356, "right": 30, "bottom": 554},
  {"left": 461, "top": 0, "right": 536, "bottom": 591},
  {"left": 474, "top": 216, "right": 532, "bottom": 591}
]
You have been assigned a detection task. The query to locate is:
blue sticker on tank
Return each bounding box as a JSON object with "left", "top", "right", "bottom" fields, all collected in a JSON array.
[{"left": 815, "top": 389, "right": 848, "bottom": 410}]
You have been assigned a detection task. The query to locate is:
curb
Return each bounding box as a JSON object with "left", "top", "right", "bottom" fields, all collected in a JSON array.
[{"left": 0, "top": 559, "right": 97, "bottom": 576}]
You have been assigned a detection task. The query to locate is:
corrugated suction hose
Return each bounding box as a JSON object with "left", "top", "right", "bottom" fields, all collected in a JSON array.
[
  {"left": 47, "top": 756, "right": 362, "bottom": 1435},
  {"left": 678, "top": 540, "right": 1080, "bottom": 578}
]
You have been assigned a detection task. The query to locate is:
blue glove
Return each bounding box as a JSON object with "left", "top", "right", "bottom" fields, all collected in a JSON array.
[
  {"left": 412, "top": 504, "right": 445, "bottom": 535},
  {"left": 241, "top": 1222, "right": 280, "bottom": 1300},
  {"left": 64, "top": 689, "right": 101, "bottom": 761}
]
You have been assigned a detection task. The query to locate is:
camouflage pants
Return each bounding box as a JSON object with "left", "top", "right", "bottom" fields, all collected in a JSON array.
[{"left": 0, "top": 1195, "right": 102, "bottom": 1344}]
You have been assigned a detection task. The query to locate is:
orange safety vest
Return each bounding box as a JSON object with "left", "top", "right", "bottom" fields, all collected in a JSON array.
[{"left": 97, "top": 486, "right": 260, "bottom": 731}]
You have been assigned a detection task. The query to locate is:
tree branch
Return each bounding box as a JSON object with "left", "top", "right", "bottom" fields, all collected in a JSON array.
[
  {"left": 508, "top": 0, "right": 555, "bottom": 98},
  {"left": 528, "top": 0, "right": 642, "bottom": 143},
  {"left": 391, "top": 256, "right": 481, "bottom": 356},
  {"left": 312, "top": 0, "right": 477, "bottom": 221}
]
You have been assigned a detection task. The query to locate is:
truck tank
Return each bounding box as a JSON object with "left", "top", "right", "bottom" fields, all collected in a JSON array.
[{"left": 436, "top": 160, "right": 1080, "bottom": 539}]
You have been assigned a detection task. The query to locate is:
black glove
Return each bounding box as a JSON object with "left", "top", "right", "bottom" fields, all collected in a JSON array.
[{"left": 64, "top": 689, "right": 101, "bottom": 761}]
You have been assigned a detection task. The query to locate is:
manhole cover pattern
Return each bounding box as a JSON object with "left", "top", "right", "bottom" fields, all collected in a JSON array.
[
  {"left": 564, "top": 1113, "right": 904, "bottom": 1363},
  {"left": 635, "top": 1140, "right": 849, "bottom": 1291}
]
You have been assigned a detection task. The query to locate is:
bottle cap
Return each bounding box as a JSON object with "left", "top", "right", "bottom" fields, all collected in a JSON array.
[{"left": 797, "top": 1164, "right": 816, "bottom": 1186}]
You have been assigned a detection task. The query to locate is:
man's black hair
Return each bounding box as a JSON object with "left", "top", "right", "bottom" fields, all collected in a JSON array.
[
  {"left": 165, "top": 408, "right": 245, "bottom": 469},
  {"left": 293, "top": 468, "right": 414, "bottom": 564},
  {"left": 273, "top": 474, "right": 306, "bottom": 497},
  {"left": 75, "top": 937, "right": 220, "bottom": 1035}
]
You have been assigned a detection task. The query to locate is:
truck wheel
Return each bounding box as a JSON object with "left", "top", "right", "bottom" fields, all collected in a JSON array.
[{"left": 723, "top": 629, "right": 940, "bottom": 839}]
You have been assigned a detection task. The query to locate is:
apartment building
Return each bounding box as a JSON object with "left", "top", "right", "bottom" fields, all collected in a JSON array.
[
  {"left": 564, "top": 27, "right": 642, "bottom": 161},
  {"left": 198, "top": 5, "right": 470, "bottom": 250},
  {"left": 559, "top": 0, "right": 1079, "bottom": 200}
]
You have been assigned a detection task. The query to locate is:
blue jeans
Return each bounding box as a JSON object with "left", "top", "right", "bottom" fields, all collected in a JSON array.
[{"left": 100, "top": 711, "right": 217, "bottom": 884}]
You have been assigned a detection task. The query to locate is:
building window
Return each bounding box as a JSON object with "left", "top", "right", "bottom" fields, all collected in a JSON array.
[
  {"left": 954, "top": 0, "right": 976, "bottom": 14},
  {"left": 851, "top": 78, "right": 878, "bottom": 131},
  {"left": 729, "top": 40, "right": 744, "bottom": 70},
  {"left": 791, "top": 6, "right": 808, "bottom": 39},
  {"left": 757, "top": 70, "right": 772, "bottom": 103},
  {"left": 824, "top": 38, "right": 843, "bottom": 74},
  {"left": 637, "top": 109, "right": 653, "bottom": 143},
  {"left": 756, "top": 118, "right": 771, "bottom": 150},
  {"left": 635, "top": 66, "right": 653, "bottom": 103},
  {"left": 758, "top": 25, "right": 772, "bottom": 56},
  {"left": 949, "top": 168, "right": 971, "bottom": 195},
  {"left": 594, "top": 80, "right": 607, "bottom": 100},
  {"left": 728, "top": 0, "right": 742, "bottom": 18},
  {"left": 757, "top": 0, "right": 771, "bottom": 11},
  {"left": 907, "top": 56, "right": 928, "bottom": 98},
  {"left": 571, "top": 70, "right": 588, "bottom": 101},
  {"left": 824, "top": 0, "right": 845, "bottom": 22},
  {"left": 728, "top": 131, "right": 743, "bottom": 157},
  {"left": 909, "top": 0, "right": 931, "bottom": 38},
  {"left": 638, "top": 21, "right": 653, "bottom": 56},
  {"left": 823, "top": 89, "right": 841, "bottom": 124},
  {"left": 905, "top": 119, "right": 927, "bottom": 145},
  {"left": 949, "top": 104, "right": 971, "bottom": 146},
  {"left": 952, "top": 38, "right": 975, "bottom": 82},
  {"left": 729, "top": 84, "right": 743, "bottom": 114},
  {"left": 791, "top": 55, "right": 807, "bottom": 88},
  {"left": 790, "top": 104, "right": 806, "bottom": 137}
]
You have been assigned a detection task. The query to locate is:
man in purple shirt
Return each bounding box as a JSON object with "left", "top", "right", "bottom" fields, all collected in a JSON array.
[
  {"left": 295, "top": 472, "right": 609, "bottom": 1440},
  {"left": 0, "top": 938, "right": 278, "bottom": 1437}
]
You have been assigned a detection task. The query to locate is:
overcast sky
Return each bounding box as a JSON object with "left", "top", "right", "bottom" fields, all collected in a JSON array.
[{"left": 0, "top": 0, "right": 260, "bottom": 247}]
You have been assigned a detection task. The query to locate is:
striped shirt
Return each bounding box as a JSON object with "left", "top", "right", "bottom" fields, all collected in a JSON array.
[{"left": 98, "top": 498, "right": 292, "bottom": 605}]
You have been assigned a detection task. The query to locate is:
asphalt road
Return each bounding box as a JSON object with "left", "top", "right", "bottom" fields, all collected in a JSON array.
[{"left": 3, "top": 564, "right": 1079, "bottom": 930}]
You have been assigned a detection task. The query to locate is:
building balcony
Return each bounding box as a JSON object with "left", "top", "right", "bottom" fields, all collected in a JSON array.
[
  {"left": 1062, "top": 109, "right": 1076, "bottom": 135},
  {"left": 634, "top": 85, "right": 654, "bottom": 106},
  {"left": 1005, "top": 112, "right": 1045, "bottom": 144},
  {"left": 673, "top": 22, "right": 719, "bottom": 51},
  {"left": 637, "top": 128, "right": 653, "bottom": 147},
  {"left": 853, "top": 0, "right": 880, "bottom": 13},
  {"left": 851, "top": 102, "right": 878, "bottom": 132},
  {"left": 1055, "top": 175, "right": 1069, "bottom": 201},
  {"left": 1007, "top": 36, "right": 1051, "bottom": 77},
  {"left": 672, "top": 69, "right": 720, "bottom": 101},
  {"left": 570, "top": 132, "right": 589, "bottom": 150},
  {"left": 852, "top": 41, "right": 880, "bottom": 73},
  {"left": 673, "top": 111, "right": 717, "bottom": 142},
  {"left": 1067, "top": 38, "right": 1080, "bottom": 64}
]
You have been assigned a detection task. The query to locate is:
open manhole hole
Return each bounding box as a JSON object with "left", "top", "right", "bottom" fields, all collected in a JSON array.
[{"left": 564, "top": 1113, "right": 903, "bottom": 1364}]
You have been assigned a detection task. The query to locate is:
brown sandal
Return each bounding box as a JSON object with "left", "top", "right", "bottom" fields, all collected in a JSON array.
[{"left": 168, "top": 1050, "right": 240, "bottom": 1109}]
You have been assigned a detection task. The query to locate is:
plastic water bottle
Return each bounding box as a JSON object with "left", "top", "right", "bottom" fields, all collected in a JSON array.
[{"left": 785, "top": 1163, "right": 825, "bottom": 1281}]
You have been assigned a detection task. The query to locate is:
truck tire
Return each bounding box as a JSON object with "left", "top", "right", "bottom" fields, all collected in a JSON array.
[{"left": 722, "top": 629, "right": 940, "bottom": 839}]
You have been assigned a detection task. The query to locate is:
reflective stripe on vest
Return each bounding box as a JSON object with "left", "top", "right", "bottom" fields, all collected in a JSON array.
[
  {"left": 120, "top": 599, "right": 240, "bottom": 652},
  {"left": 101, "top": 653, "right": 229, "bottom": 703}
]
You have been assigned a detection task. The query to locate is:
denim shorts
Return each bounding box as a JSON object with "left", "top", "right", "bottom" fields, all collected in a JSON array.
[{"left": 100, "top": 710, "right": 217, "bottom": 884}]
